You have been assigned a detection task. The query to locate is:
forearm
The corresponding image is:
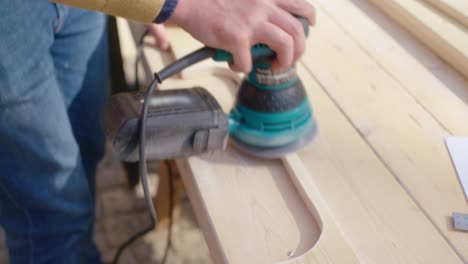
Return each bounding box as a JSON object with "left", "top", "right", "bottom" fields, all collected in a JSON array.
[{"left": 50, "top": 0, "right": 177, "bottom": 23}]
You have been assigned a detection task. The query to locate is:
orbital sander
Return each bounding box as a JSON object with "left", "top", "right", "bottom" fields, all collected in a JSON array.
[
  {"left": 104, "top": 16, "right": 317, "bottom": 263},
  {"left": 224, "top": 45, "right": 316, "bottom": 158},
  {"left": 104, "top": 16, "right": 316, "bottom": 161}
]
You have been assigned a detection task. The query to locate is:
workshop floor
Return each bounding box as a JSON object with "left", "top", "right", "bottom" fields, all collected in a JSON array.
[{"left": 0, "top": 144, "right": 212, "bottom": 264}]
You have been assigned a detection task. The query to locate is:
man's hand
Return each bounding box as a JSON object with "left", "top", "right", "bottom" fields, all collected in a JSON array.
[
  {"left": 147, "top": 24, "right": 171, "bottom": 51},
  {"left": 168, "top": 0, "right": 315, "bottom": 72}
]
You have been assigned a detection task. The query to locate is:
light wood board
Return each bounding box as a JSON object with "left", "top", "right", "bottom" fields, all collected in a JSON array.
[
  {"left": 313, "top": 0, "right": 468, "bottom": 136},
  {"left": 302, "top": 3, "right": 468, "bottom": 261},
  {"left": 162, "top": 27, "right": 462, "bottom": 261},
  {"left": 422, "top": 0, "right": 468, "bottom": 28},
  {"left": 280, "top": 154, "right": 360, "bottom": 264},
  {"left": 162, "top": 76, "right": 359, "bottom": 263},
  {"left": 367, "top": 0, "right": 468, "bottom": 79},
  {"left": 116, "top": 2, "right": 468, "bottom": 261},
  {"left": 169, "top": 70, "right": 461, "bottom": 263}
]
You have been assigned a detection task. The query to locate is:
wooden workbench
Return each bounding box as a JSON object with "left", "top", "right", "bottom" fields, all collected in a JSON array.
[{"left": 117, "top": 0, "right": 468, "bottom": 263}]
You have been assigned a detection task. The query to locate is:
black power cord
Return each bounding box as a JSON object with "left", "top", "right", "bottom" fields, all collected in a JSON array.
[{"left": 111, "top": 33, "right": 215, "bottom": 263}]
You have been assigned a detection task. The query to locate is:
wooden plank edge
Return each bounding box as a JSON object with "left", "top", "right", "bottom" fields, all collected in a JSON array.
[
  {"left": 280, "top": 154, "right": 360, "bottom": 263},
  {"left": 422, "top": 0, "right": 468, "bottom": 28},
  {"left": 176, "top": 159, "right": 229, "bottom": 264},
  {"left": 367, "top": 0, "right": 468, "bottom": 79}
]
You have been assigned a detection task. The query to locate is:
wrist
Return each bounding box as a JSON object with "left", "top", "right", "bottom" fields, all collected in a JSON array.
[
  {"left": 167, "top": 0, "right": 188, "bottom": 26},
  {"left": 154, "top": 0, "right": 180, "bottom": 24}
]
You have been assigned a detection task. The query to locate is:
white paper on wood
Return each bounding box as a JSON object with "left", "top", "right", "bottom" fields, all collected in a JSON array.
[{"left": 445, "top": 137, "right": 468, "bottom": 200}]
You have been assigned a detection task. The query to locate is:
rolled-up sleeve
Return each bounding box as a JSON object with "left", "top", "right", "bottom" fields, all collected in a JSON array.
[{"left": 50, "top": 0, "right": 169, "bottom": 23}]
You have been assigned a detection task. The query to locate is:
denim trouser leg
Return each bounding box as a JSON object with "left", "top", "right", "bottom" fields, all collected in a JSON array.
[{"left": 0, "top": 1, "right": 108, "bottom": 263}]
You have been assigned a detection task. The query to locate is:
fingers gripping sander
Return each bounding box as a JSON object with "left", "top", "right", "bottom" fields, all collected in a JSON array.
[{"left": 104, "top": 17, "right": 316, "bottom": 161}]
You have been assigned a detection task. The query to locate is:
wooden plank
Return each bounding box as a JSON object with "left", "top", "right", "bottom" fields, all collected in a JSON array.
[
  {"left": 160, "top": 41, "right": 461, "bottom": 262},
  {"left": 178, "top": 150, "right": 362, "bottom": 264},
  {"left": 313, "top": 0, "right": 468, "bottom": 137},
  {"left": 162, "top": 78, "right": 360, "bottom": 264},
  {"left": 177, "top": 146, "right": 323, "bottom": 264},
  {"left": 422, "top": 0, "right": 468, "bottom": 28},
  {"left": 154, "top": 160, "right": 184, "bottom": 229},
  {"left": 171, "top": 66, "right": 462, "bottom": 263},
  {"left": 161, "top": 77, "right": 327, "bottom": 264},
  {"left": 119, "top": 20, "right": 463, "bottom": 263},
  {"left": 281, "top": 154, "right": 360, "bottom": 263},
  {"left": 297, "top": 65, "right": 462, "bottom": 263},
  {"left": 367, "top": 0, "right": 468, "bottom": 79},
  {"left": 302, "top": 4, "right": 468, "bottom": 261},
  {"left": 115, "top": 18, "right": 140, "bottom": 86}
]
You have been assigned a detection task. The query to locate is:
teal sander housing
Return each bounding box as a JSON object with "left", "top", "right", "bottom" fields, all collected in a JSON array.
[{"left": 221, "top": 47, "right": 316, "bottom": 158}]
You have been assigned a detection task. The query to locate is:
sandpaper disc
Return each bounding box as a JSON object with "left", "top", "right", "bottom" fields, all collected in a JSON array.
[{"left": 230, "top": 121, "right": 318, "bottom": 159}]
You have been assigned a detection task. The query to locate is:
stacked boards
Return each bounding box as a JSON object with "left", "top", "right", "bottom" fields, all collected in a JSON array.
[
  {"left": 116, "top": 0, "right": 468, "bottom": 262},
  {"left": 367, "top": 0, "right": 468, "bottom": 79},
  {"left": 422, "top": 0, "right": 468, "bottom": 28}
]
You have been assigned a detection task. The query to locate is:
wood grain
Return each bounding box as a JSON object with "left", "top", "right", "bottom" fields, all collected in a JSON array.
[
  {"left": 117, "top": 10, "right": 466, "bottom": 262},
  {"left": 281, "top": 154, "right": 360, "bottom": 264},
  {"left": 302, "top": 4, "right": 468, "bottom": 261},
  {"left": 302, "top": 62, "right": 462, "bottom": 263},
  {"left": 162, "top": 76, "right": 326, "bottom": 264},
  {"left": 177, "top": 147, "right": 322, "bottom": 264},
  {"left": 422, "top": 0, "right": 468, "bottom": 28},
  {"left": 162, "top": 56, "right": 461, "bottom": 263},
  {"left": 367, "top": 0, "right": 468, "bottom": 79},
  {"left": 313, "top": 0, "right": 468, "bottom": 136}
]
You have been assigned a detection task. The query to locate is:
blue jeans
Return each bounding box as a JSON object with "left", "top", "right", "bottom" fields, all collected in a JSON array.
[{"left": 0, "top": 1, "right": 108, "bottom": 263}]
